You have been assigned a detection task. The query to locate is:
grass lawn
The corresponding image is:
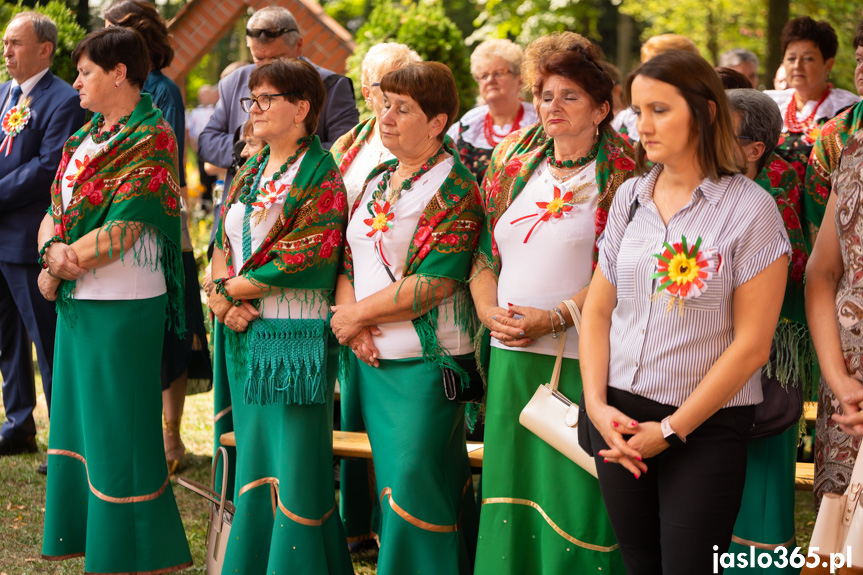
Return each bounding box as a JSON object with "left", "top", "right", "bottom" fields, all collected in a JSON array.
[{"left": 0, "top": 372, "right": 816, "bottom": 575}]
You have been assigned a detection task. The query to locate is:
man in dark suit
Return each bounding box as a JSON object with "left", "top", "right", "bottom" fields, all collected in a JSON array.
[
  {"left": 0, "top": 12, "right": 85, "bottom": 461},
  {"left": 199, "top": 5, "right": 359, "bottom": 252}
]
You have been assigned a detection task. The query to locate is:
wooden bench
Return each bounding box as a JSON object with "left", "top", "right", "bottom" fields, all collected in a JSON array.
[
  {"left": 221, "top": 431, "right": 813, "bottom": 490},
  {"left": 220, "top": 430, "right": 484, "bottom": 468}
]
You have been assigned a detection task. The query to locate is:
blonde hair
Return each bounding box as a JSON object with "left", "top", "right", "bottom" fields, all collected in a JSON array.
[
  {"left": 361, "top": 42, "right": 422, "bottom": 87},
  {"left": 522, "top": 31, "right": 591, "bottom": 93},
  {"left": 470, "top": 38, "right": 524, "bottom": 77},
  {"left": 640, "top": 34, "right": 700, "bottom": 63}
]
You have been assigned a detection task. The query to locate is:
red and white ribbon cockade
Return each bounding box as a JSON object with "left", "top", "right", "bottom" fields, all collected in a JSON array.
[
  {"left": 0, "top": 103, "right": 30, "bottom": 156},
  {"left": 509, "top": 182, "right": 591, "bottom": 243},
  {"left": 364, "top": 199, "right": 395, "bottom": 265}
]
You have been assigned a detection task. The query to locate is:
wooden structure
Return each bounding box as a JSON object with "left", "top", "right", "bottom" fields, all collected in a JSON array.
[{"left": 162, "top": 0, "right": 355, "bottom": 89}]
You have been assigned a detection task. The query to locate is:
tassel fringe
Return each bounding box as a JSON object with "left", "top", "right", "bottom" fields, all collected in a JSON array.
[{"left": 56, "top": 220, "right": 185, "bottom": 337}]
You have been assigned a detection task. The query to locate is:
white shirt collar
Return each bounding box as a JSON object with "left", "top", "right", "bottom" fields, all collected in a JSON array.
[{"left": 11, "top": 67, "right": 50, "bottom": 99}]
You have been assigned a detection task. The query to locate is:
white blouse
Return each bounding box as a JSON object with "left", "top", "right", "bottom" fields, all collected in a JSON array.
[
  {"left": 764, "top": 87, "right": 860, "bottom": 131},
  {"left": 224, "top": 152, "right": 327, "bottom": 320},
  {"left": 446, "top": 102, "right": 538, "bottom": 150},
  {"left": 345, "top": 157, "right": 473, "bottom": 359},
  {"left": 493, "top": 158, "right": 599, "bottom": 359},
  {"left": 61, "top": 133, "right": 166, "bottom": 300},
  {"left": 342, "top": 129, "right": 393, "bottom": 208}
]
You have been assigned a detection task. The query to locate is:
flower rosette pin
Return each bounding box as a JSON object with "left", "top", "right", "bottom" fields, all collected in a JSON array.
[
  {"left": 250, "top": 180, "right": 287, "bottom": 224},
  {"left": 651, "top": 235, "right": 721, "bottom": 316},
  {"left": 509, "top": 182, "right": 591, "bottom": 243},
  {"left": 364, "top": 199, "right": 395, "bottom": 265},
  {"left": 0, "top": 103, "right": 31, "bottom": 156}
]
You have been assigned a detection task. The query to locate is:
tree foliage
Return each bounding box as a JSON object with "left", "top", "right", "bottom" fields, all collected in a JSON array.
[
  {"left": 0, "top": 0, "right": 87, "bottom": 85},
  {"left": 347, "top": 0, "right": 476, "bottom": 117},
  {"left": 619, "top": 0, "right": 858, "bottom": 92},
  {"left": 469, "top": 0, "right": 604, "bottom": 47}
]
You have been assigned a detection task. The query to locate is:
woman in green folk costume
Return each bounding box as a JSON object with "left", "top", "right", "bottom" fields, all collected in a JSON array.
[
  {"left": 483, "top": 33, "right": 628, "bottom": 204},
  {"left": 208, "top": 59, "right": 353, "bottom": 573},
  {"left": 470, "top": 43, "right": 633, "bottom": 575},
  {"left": 38, "top": 28, "right": 191, "bottom": 573},
  {"left": 331, "top": 42, "right": 419, "bottom": 548},
  {"left": 330, "top": 62, "right": 483, "bottom": 575}
]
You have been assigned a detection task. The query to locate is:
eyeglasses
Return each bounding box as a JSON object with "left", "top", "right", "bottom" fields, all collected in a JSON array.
[
  {"left": 240, "top": 92, "right": 301, "bottom": 113},
  {"left": 735, "top": 134, "right": 754, "bottom": 142},
  {"left": 245, "top": 27, "right": 298, "bottom": 39},
  {"left": 473, "top": 69, "right": 513, "bottom": 83}
]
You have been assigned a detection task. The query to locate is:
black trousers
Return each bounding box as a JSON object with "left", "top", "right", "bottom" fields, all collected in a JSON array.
[{"left": 586, "top": 387, "right": 755, "bottom": 575}]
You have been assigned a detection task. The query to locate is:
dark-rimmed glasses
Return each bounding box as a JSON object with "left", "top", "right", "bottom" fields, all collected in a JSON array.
[
  {"left": 240, "top": 92, "right": 301, "bottom": 113},
  {"left": 735, "top": 134, "right": 754, "bottom": 142},
  {"left": 245, "top": 27, "right": 298, "bottom": 39}
]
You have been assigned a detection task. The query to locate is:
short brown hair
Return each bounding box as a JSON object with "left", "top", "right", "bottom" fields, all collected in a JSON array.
[
  {"left": 625, "top": 51, "right": 742, "bottom": 179},
  {"left": 853, "top": 18, "right": 863, "bottom": 49},
  {"left": 522, "top": 32, "right": 591, "bottom": 94},
  {"left": 104, "top": 0, "right": 174, "bottom": 71},
  {"left": 72, "top": 27, "right": 150, "bottom": 89},
  {"left": 534, "top": 43, "right": 614, "bottom": 133},
  {"left": 781, "top": 17, "right": 838, "bottom": 61},
  {"left": 379, "top": 62, "right": 459, "bottom": 139},
  {"left": 248, "top": 59, "right": 325, "bottom": 136}
]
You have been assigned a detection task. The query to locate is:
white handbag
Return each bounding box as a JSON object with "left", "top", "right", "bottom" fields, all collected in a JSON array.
[
  {"left": 177, "top": 447, "right": 235, "bottom": 574},
  {"left": 519, "top": 323, "right": 598, "bottom": 478},
  {"left": 805, "top": 450, "right": 863, "bottom": 573}
]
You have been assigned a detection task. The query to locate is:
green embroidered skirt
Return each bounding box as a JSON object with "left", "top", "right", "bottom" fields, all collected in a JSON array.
[
  {"left": 220, "top": 329, "right": 353, "bottom": 573},
  {"left": 726, "top": 425, "right": 799, "bottom": 574},
  {"left": 475, "top": 348, "right": 625, "bottom": 575},
  {"left": 355, "top": 356, "right": 478, "bottom": 575},
  {"left": 42, "top": 296, "right": 193, "bottom": 574},
  {"left": 339, "top": 352, "right": 381, "bottom": 543}
]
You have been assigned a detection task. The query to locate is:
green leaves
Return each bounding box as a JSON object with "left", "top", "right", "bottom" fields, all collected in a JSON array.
[{"left": 346, "top": 0, "right": 476, "bottom": 117}]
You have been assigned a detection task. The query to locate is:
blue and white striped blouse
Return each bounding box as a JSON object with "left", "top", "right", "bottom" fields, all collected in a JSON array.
[{"left": 597, "top": 165, "right": 791, "bottom": 408}]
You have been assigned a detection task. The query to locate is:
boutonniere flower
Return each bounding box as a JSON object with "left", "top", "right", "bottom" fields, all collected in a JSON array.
[
  {"left": 651, "top": 236, "right": 721, "bottom": 316},
  {"left": 364, "top": 199, "right": 395, "bottom": 265},
  {"left": 250, "top": 180, "right": 287, "bottom": 224},
  {"left": 509, "top": 182, "right": 592, "bottom": 243},
  {"left": 0, "top": 95, "right": 31, "bottom": 156}
]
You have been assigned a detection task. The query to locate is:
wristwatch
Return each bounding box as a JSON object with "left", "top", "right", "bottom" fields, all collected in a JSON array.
[{"left": 661, "top": 416, "right": 686, "bottom": 447}]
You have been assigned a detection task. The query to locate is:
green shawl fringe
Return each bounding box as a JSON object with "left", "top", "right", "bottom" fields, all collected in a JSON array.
[
  {"left": 55, "top": 220, "right": 185, "bottom": 336},
  {"left": 400, "top": 275, "right": 482, "bottom": 429},
  {"left": 225, "top": 318, "right": 328, "bottom": 406},
  {"left": 763, "top": 318, "right": 814, "bottom": 396}
]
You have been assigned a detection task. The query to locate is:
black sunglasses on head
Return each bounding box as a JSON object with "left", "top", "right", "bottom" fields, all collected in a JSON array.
[{"left": 245, "top": 27, "right": 297, "bottom": 39}]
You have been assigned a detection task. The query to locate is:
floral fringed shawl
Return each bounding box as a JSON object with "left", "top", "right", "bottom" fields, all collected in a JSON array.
[
  {"left": 754, "top": 157, "right": 814, "bottom": 396},
  {"left": 482, "top": 123, "right": 547, "bottom": 204},
  {"left": 331, "top": 116, "right": 377, "bottom": 174},
  {"left": 341, "top": 156, "right": 485, "bottom": 411},
  {"left": 215, "top": 136, "right": 348, "bottom": 406},
  {"left": 804, "top": 100, "right": 863, "bottom": 245},
  {"left": 478, "top": 128, "right": 635, "bottom": 277},
  {"left": 50, "top": 93, "right": 184, "bottom": 335}
]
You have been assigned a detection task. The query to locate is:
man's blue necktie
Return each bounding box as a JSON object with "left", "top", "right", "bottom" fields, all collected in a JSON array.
[{"left": 1, "top": 85, "right": 23, "bottom": 119}]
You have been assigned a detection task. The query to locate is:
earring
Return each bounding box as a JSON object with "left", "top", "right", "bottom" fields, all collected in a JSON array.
[{"left": 114, "top": 82, "right": 119, "bottom": 89}]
